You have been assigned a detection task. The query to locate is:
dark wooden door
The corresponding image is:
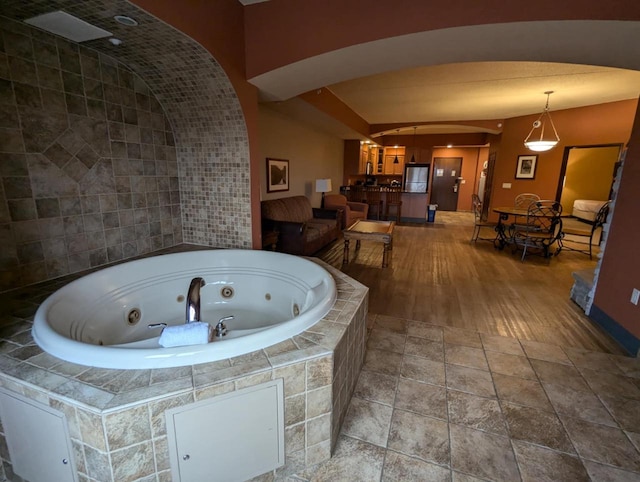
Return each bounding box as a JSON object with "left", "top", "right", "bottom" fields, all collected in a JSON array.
[
  {"left": 481, "top": 152, "right": 497, "bottom": 220},
  {"left": 431, "top": 157, "right": 462, "bottom": 211}
]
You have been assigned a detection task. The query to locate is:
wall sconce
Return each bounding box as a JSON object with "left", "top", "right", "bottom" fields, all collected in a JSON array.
[
  {"left": 315, "top": 178, "right": 332, "bottom": 208},
  {"left": 524, "top": 91, "right": 560, "bottom": 152}
]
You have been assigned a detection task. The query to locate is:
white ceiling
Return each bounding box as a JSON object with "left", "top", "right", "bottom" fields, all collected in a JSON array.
[
  {"left": 254, "top": 20, "right": 640, "bottom": 139},
  {"left": 329, "top": 61, "right": 640, "bottom": 134},
  {"left": 265, "top": 60, "right": 640, "bottom": 139}
]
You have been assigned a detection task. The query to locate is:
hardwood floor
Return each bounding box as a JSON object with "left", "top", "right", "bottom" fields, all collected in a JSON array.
[{"left": 317, "top": 214, "right": 626, "bottom": 355}]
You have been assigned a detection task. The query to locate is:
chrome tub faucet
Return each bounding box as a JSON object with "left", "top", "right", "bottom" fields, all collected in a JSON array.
[
  {"left": 186, "top": 277, "right": 205, "bottom": 323},
  {"left": 215, "top": 315, "right": 234, "bottom": 337}
]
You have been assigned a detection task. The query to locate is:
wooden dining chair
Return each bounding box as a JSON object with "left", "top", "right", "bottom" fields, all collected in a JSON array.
[
  {"left": 470, "top": 194, "right": 497, "bottom": 243},
  {"left": 510, "top": 200, "right": 563, "bottom": 261},
  {"left": 384, "top": 187, "right": 403, "bottom": 223}
]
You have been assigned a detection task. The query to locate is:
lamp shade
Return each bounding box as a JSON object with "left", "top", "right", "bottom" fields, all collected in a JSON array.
[
  {"left": 524, "top": 140, "right": 558, "bottom": 152},
  {"left": 315, "top": 178, "right": 332, "bottom": 193},
  {"left": 524, "top": 91, "right": 560, "bottom": 153}
]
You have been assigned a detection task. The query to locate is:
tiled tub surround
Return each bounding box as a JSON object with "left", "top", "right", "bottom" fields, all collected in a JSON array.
[
  {"left": 1, "top": 0, "right": 253, "bottom": 292},
  {"left": 0, "top": 258, "right": 368, "bottom": 481},
  {"left": 0, "top": 16, "right": 182, "bottom": 291}
]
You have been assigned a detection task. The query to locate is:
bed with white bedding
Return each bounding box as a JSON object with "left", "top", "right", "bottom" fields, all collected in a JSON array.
[{"left": 571, "top": 199, "right": 608, "bottom": 222}]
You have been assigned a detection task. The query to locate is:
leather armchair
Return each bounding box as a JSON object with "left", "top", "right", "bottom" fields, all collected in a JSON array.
[{"left": 324, "top": 194, "right": 369, "bottom": 228}]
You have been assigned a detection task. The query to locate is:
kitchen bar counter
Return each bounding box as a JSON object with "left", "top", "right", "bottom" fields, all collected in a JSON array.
[
  {"left": 340, "top": 186, "right": 428, "bottom": 222},
  {"left": 401, "top": 192, "right": 428, "bottom": 221}
]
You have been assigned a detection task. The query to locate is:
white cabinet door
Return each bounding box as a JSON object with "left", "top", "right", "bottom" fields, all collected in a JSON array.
[
  {"left": 166, "top": 379, "right": 284, "bottom": 482},
  {"left": 0, "top": 389, "right": 77, "bottom": 482}
]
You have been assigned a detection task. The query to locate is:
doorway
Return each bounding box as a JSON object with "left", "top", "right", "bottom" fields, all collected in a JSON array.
[
  {"left": 431, "top": 157, "right": 462, "bottom": 211},
  {"left": 481, "top": 152, "right": 497, "bottom": 221},
  {"left": 556, "top": 145, "right": 622, "bottom": 212}
]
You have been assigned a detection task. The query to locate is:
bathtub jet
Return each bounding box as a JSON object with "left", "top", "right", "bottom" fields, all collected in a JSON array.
[{"left": 32, "top": 250, "right": 336, "bottom": 369}]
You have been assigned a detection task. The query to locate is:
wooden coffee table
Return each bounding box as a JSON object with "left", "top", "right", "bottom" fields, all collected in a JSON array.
[{"left": 343, "top": 219, "right": 395, "bottom": 268}]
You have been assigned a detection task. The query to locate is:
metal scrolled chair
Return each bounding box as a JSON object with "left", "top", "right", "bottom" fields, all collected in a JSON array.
[
  {"left": 470, "top": 194, "right": 497, "bottom": 243},
  {"left": 560, "top": 201, "right": 610, "bottom": 259},
  {"left": 510, "top": 200, "right": 563, "bottom": 262},
  {"left": 514, "top": 192, "right": 541, "bottom": 208}
]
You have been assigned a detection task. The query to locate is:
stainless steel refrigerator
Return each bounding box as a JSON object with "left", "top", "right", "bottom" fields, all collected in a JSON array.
[{"left": 403, "top": 164, "right": 430, "bottom": 193}]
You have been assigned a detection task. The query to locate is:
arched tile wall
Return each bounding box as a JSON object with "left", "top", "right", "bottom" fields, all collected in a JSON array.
[{"left": 0, "top": 1, "right": 251, "bottom": 290}]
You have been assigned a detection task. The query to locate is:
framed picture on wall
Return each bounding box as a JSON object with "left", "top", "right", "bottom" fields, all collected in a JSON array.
[
  {"left": 515, "top": 155, "right": 538, "bottom": 179},
  {"left": 266, "top": 158, "right": 289, "bottom": 192}
]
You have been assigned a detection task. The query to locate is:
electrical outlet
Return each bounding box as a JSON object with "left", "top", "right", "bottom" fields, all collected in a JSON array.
[
  {"left": 631, "top": 288, "right": 640, "bottom": 305},
  {"left": 502, "top": 183, "right": 512, "bottom": 189}
]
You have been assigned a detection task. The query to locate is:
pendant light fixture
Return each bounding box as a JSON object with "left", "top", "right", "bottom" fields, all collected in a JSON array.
[
  {"left": 410, "top": 127, "right": 417, "bottom": 163},
  {"left": 393, "top": 129, "right": 400, "bottom": 164},
  {"left": 524, "top": 91, "right": 560, "bottom": 152},
  {"left": 377, "top": 133, "right": 384, "bottom": 172}
]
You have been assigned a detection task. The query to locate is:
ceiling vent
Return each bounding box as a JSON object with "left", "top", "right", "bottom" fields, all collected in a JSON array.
[{"left": 24, "top": 11, "right": 112, "bottom": 43}]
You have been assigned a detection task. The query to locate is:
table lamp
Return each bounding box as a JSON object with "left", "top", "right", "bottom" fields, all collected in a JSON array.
[{"left": 315, "top": 178, "right": 332, "bottom": 208}]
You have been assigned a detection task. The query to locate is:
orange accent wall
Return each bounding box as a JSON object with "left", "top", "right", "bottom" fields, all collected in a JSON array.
[
  {"left": 298, "top": 89, "right": 370, "bottom": 137},
  {"left": 487, "top": 100, "right": 637, "bottom": 221},
  {"left": 432, "top": 147, "right": 486, "bottom": 211},
  {"left": 131, "top": 0, "right": 262, "bottom": 249}
]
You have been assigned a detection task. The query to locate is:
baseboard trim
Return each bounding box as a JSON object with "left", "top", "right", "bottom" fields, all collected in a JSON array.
[{"left": 589, "top": 305, "right": 640, "bottom": 356}]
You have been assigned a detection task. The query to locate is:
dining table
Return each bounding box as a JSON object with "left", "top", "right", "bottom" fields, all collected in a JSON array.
[
  {"left": 492, "top": 206, "right": 531, "bottom": 249},
  {"left": 492, "top": 205, "right": 565, "bottom": 257}
]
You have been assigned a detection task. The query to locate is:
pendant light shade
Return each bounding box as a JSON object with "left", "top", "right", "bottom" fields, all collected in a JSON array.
[
  {"left": 410, "top": 127, "right": 417, "bottom": 163},
  {"left": 393, "top": 129, "right": 400, "bottom": 164},
  {"left": 524, "top": 91, "right": 560, "bottom": 152}
]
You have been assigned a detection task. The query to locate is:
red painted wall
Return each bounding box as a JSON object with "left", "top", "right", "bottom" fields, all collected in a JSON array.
[
  {"left": 594, "top": 103, "right": 640, "bottom": 340},
  {"left": 244, "top": 0, "right": 640, "bottom": 78}
]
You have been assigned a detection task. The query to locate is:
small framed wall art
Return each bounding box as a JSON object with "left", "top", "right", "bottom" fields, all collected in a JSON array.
[
  {"left": 266, "top": 158, "right": 289, "bottom": 192},
  {"left": 515, "top": 155, "right": 537, "bottom": 179}
]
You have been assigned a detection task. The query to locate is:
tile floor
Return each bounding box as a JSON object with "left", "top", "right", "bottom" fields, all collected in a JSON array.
[{"left": 289, "top": 314, "right": 640, "bottom": 481}]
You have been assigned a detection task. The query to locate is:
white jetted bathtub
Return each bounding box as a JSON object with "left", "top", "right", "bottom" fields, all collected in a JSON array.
[{"left": 33, "top": 250, "right": 337, "bottom": 369}]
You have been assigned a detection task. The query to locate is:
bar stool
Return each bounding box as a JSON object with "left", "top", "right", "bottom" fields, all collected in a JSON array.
[
  {"left": 348, "top": 185, "right": 365, "bottom": 203},
  {"left": 384, "top": 187, "right": 402, "bottom": 223},
  {"left": 364, "top": 186, "right": 383, "bottom": 219}
]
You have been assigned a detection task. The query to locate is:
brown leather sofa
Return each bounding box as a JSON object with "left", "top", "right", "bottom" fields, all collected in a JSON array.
[
  {"left": 261, "top": 196, "right": 342, "bottom": 255},
  {"left": 324, "top": 194, "right": 369, "bottom": 228}
]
